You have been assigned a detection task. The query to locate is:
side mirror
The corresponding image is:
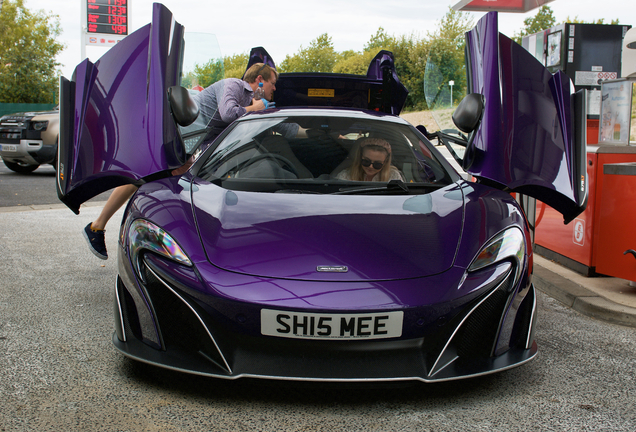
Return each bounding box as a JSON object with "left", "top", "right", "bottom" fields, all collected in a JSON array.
[
  {"left": 452, "top": 93, "right": 485, "bottom": 134},
  {"left": 168, "top": 86, "right": 200, "bottom": 127},
  {"left": 416, "top": 125, "right": 434, "bottom": 140}
]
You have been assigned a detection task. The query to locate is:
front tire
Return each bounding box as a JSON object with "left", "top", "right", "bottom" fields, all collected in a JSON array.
[{"left": 3, "top": 160, "right": 39, "bottom": 174}]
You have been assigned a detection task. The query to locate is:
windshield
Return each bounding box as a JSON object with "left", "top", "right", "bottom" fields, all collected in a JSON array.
[
  {"left": 195, "top": 113, "right": 457, "bottom": 195},
  {"left": 423, "top": 54, "right": 469, "bottom": 166},
  {"left": 179, "top": 32, "right": 224, "bottom": 153}
]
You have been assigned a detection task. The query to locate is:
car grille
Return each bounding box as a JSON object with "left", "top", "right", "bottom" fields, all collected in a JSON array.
[
  {"left": 141, "top": 261, "right": 232, "bottom": 373},
  {"left": 0, "top": 119, "right": 27, "bottom": 141},
  {"left": 427, "top": 264, "right": 520, "bottom": 378},
  {"left": 454, "top": 286, "right": 510, "bottom": 358}
]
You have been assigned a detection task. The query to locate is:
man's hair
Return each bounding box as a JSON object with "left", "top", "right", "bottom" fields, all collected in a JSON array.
[{"left": 243, "top": 63, "right": 279, "bottom": 83}]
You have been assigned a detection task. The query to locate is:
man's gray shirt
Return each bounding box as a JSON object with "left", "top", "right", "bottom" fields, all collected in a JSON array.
[
  {"left": 182, "top": 78, "right": 298, "bottom": 147},
  {"left": 193, "top": 78, "right": 254, "bottom": 131}
]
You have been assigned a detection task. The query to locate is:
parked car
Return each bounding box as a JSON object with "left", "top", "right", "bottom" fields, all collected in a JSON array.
[
  {"left": 56, "top": 5, "right": 586, "bottom": 382},
  {"left": 0, "top": 107, "right": 59, "bottom": 173}
]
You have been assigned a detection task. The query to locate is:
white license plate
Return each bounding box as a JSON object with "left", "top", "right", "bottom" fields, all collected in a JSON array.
[
  {"left": 1, "top": 144, "right": 17, "bottom": 152},
  {"left": 261, "top": 309, "right": 403, "bottom": 340}
]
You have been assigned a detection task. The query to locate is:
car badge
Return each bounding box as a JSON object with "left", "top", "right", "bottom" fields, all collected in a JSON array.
[{"left": 317, "top": 265, "right": 348, "bottom": 273}]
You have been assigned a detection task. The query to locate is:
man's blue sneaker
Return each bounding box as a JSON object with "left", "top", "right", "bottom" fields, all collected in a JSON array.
[{"left": 83, "top": 222, "right": 108, "bottom": 260}]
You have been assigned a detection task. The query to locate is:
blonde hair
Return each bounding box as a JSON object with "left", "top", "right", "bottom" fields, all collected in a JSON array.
[
  {"left": 349, "top": 138, "right": 393, "bottom": 182},
  {"left": 243, "top": 63, "right": 279, "bottom": 83}
]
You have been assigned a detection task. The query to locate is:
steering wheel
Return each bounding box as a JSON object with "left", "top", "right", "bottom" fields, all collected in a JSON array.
[{"left": 238, "top": 153, "right": 299, "bottom": 178}]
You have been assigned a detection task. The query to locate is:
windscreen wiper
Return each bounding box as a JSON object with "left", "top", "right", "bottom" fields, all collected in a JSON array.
[
  {"left": 332, "top": 179, "right": 420, "bottom": 195},
  {"left": 274, "top": 189, "right": 322, "bottom": 194}
]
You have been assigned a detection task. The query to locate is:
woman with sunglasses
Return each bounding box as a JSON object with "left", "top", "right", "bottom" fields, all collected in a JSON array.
[{"left": 336, "top": 138, "right": 405, "bottom": 182}]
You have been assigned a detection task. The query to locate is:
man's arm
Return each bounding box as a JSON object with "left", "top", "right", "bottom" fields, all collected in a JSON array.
[
  {"left": 245, "top": 100, "right": 266, "bottom": 112},
  {"left": 218, "top": 80, "right": 265, "bottom": 122}
]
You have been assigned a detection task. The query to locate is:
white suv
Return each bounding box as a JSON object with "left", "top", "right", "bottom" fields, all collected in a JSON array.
[{"left": 0, "top": 108, "right": 59, "bottom": 173}]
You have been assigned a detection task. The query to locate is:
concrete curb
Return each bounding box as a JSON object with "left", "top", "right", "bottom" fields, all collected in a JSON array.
[
  {"left": 0, "top": 201, "right": 106, "bottom": 213},
  {"left": 533, "top": 264, "right": 636, "bottom": 328}
]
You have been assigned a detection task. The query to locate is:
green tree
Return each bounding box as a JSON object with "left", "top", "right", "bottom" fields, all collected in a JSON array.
[
  {"left": 193, "top": 59, "right": 224, "bottom": 88},
  {"left": 0, "top": 0, "right": 65, "bottom": 103},
  {"left": 223, "top": 53, "right": 249, "bottom": 79},
  {"left": 563, "top": 16, "right": 619, "bottom": 25},
  {"left": 360, "top": 28, "right": 434, "bottom": 110},
  {"left": 332, "top": 27, "right": 398, "bottom": 76},
  {"left": 424, "top": 7, "right": 473, "bottom": 109},
  {"left": 395, "top": 35, "right": 430, "bottom": 111},
  {"left": 279, "top": 33, "right": 336, "bottom": 73},
  {"left": 364, "top": 27, "right": 395, "bottom": 52},
  {"left": 333, "top": 50, "right": 376, "bottom": 75},
  {"left": 513, "top": 5, "right": 557, "bottom": 44},
  {"left": 181, "top": 71, "right": 194, "bottom": 89}
]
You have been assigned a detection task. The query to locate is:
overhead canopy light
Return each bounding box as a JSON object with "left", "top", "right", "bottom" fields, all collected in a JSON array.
[{"left": 452, "top": 0, "right": 556, "bottom": 13}]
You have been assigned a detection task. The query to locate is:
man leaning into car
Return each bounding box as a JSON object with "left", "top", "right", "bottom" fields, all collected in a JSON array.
[
  {"left": 83, "top": 63, "right": 278, "bottom": 260},
  {"left": 192, "top": 63, "right": 277, "bottom": 140}
]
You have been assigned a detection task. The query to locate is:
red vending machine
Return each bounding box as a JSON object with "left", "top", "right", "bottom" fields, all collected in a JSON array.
[
  {"left": 534, "top": 146, "right": 636, "bottom": 278},
  {"left": 595, "top": 163, "right": 636, "bottom": 281}
]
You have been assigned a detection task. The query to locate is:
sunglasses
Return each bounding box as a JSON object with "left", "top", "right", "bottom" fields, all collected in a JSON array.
[
  {"left": 256, "top": 63, "right": 268, "bottom": 76},
  {"left": 361, "top": 158, "right": 384, "bottom": 170}
]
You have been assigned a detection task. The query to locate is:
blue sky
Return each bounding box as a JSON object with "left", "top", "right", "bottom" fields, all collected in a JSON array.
[{"left": 23, "top": 0, "right": 635, "bottom": 78}]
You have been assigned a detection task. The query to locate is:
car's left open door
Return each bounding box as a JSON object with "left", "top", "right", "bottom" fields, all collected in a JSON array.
[{"left": 57, "top": 3, "right": 185, "bottom": 214}]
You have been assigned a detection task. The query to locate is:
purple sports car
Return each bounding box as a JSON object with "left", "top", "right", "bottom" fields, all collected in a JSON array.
[{"left": 57, "top": 4, "right": 587, "bottom": 382}]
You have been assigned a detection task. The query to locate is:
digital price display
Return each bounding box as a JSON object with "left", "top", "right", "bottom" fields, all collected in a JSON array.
[{"left": 86, "top": 0, "right": 127, "bottom": 35}]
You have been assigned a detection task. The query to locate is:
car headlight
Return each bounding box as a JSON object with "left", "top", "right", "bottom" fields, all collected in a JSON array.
[
  {"left": 31, "top": 121, "right": 48, "bottom": 131},
  {"left": 468, "top": 228, "right": 525, "bottom": 285},
  {"left": 128, "top": 219, "right": 192, "bottom": 280}
]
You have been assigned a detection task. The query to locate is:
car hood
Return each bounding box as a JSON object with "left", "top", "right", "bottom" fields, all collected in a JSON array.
[
  {"left": 1, "top": 110, "right": 58, "bottom": 120},
  {"left": 191, "top": 181, "right": 466, "bottom": 281}
]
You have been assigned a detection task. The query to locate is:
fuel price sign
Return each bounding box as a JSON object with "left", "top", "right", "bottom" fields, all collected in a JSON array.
[{"left": 86, "top": 0, "right": 128, "bottom": 35}]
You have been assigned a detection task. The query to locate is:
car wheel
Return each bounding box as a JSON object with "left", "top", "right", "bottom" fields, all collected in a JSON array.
[{"left": 3, "top": 160, "right": 39, "bottom": 174}]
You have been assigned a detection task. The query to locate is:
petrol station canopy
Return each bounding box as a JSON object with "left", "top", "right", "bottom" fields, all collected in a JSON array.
[{"left": 452, "top": 0, "right": 555, "bottom": 13}]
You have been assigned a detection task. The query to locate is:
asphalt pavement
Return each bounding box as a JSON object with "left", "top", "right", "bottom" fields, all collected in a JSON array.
[
  {"left": 1, "top": 201, "right": 635, "bottom": 328},
  {"left": 0, "top": 163, "right": 113, "bottom": 208},
  {"left": 1, "top": 201, "right": 635, "bottom": 431},
  {"left": 533, "top": 255, "right": 636, "bottom": 328}
]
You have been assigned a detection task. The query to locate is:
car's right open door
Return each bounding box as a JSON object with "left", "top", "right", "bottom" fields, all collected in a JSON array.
[{"left": 463, "top": 12, "right": 588, "bottom": 224}]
